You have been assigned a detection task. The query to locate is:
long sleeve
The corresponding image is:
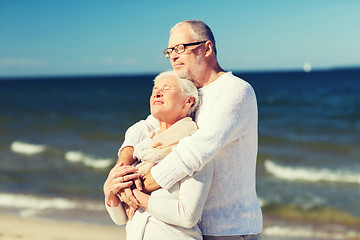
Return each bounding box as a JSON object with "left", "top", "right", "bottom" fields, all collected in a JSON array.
[
  {"left": 118, "top": 115, "right": 159, "bottom": 155},
  {"left": 147, "top": 161, "right": 213, "bottom": 228},
  {"left": 152, "top": 74, "right": 258, "bottom": 190},
  {"left": 105, "top": 200, "right": 128, "bottom": 226}
]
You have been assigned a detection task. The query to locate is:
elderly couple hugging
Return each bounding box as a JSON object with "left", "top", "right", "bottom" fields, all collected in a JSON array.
[{"left": 103, "top": 20, "right": 262, "bottom": 240}]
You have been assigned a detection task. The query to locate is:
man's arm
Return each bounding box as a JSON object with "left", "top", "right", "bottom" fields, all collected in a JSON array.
[
  {"left": 151, "top": 82, "right": 258, "bottom": 190},
  {"left": 141, "top": 172, "right": 160, "bottom": 193},
  {"left": 141, "top": 161, "right": 213, "bottom": 228}
]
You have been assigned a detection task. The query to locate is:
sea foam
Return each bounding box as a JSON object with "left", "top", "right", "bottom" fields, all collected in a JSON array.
[
  {"left": 263, "top": 225, "right": 359, "bottom": 239},
  {"left": 65, "top": 151, "right": 113, "bottom": 169},
  {"left": 264, "top": 159, "right": 360, "bottom": 184},
  {"left": 0, "top": 193, "right": 76, "bottom": 210},
  {"left": 0, "top": 193, "right": 104, "bottom": 217},
  {"left": 11, "top": 141, "right": 47, "bottom": 155}
]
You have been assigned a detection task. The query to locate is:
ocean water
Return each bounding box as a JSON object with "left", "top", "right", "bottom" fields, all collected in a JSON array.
[{"left": 0, "top": 69, "right": 360, "bottom": 228}]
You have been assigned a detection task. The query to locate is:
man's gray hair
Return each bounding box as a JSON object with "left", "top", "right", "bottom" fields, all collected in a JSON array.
[
  {"left": 170, "top": 20, "right": 217, "bottom": 56},
  {"left": 154, "top": 71, "right": 200, "bottom": 119}
]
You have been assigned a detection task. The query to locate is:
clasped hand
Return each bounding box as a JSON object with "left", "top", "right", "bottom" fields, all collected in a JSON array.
[{"left": 103, "top": 162, "right": 148, "bottom": 219}]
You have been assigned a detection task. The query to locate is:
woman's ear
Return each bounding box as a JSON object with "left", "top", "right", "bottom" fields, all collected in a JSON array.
[{"left": 185, "top": 97, "right": 195, "bottom": 106}]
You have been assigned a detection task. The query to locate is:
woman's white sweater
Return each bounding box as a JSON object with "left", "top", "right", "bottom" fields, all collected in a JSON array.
[{"left": 107, "top": 118, "right": 213, "bottom": 240}]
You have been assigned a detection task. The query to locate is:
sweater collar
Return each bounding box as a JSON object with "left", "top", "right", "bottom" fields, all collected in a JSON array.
[{"left": 199, "top": 71, "right": 232, "bottom": 92}]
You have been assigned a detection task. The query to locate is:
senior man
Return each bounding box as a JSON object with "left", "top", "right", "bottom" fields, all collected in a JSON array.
[{"left": 108, "top": 20, "right": 263, "bottom": 240}]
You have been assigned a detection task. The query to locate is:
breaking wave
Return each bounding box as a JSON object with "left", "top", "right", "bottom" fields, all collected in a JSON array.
[
  {"left": 264, "top": 159, "right": 360, "bottom": 184},
  {"left": 65, "top": 151, "right": 113, "bottom": 169},
  {"left": 10, "top": 141, "right": 47, "bottom": 155},
  {"left": 0, "top": 193, "right": 104, "bottom": 217}
]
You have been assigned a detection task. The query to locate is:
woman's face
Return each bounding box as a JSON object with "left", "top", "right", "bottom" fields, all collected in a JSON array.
[{"left": 150, "top": 75, "right": 191, "bottom": 125}]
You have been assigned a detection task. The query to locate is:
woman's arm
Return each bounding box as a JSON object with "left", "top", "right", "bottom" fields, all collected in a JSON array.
[
  {"left": 105, "top": 199, "right": 128, "bottom": 226},
  {"left": 118, "top": 115, "right": 159, "bottom": 155},
  {"left": 114, "top": 115, "right": 159, "bottom": 209}
]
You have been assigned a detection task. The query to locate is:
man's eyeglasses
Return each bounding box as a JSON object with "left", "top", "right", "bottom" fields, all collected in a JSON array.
[{"left": 163, "top": 41, "right": 207, "bottom": 58}]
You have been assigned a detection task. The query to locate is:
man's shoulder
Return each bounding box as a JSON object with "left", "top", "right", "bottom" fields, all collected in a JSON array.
[
  {"left": 223, "top": 72, "right": 251, "bottom": 86},
  {"left": 220, "top": 72, "right": 254, "bottom": 94}
]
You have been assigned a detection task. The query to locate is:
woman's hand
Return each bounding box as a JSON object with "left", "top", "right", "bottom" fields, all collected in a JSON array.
[{"left": 103, "top": 162, "right": 141, "bottom": 207}]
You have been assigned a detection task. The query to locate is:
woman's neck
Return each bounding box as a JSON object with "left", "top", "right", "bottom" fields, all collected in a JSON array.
[{"left": 158, "top": 121, "right": 173, "bottom": 134}]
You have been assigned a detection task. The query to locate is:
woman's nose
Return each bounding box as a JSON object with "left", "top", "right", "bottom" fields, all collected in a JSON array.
[{"left": 154, "top": 91, "right": 163, "bottom": 98}]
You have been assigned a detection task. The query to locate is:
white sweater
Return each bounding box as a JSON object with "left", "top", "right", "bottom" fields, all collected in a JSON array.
[
  {"left": 107, "top": 118, "right": 213, "bottom": 240},
  {"left": 106, "top": 163, "right": 213, "bottom": 240},
  {"left": 120, "top": 72, "right": 263, "bottom": 236}
]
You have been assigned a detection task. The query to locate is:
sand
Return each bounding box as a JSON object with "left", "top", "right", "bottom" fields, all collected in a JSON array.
[
  {"left": 0, "top": 215, "right": 124, "bottom": 240},
  {"left": 1, "top": 214, "right": 360, "bottom": 240}
]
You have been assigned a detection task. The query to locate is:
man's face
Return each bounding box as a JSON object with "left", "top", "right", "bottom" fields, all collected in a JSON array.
[{"left": 168, "top": 24, "right": 205, "bottom": 84}]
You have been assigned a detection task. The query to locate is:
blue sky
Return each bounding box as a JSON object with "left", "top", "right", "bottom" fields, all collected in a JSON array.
[{"left": 1, "top": 0, "right": 359, "bottom": 77}]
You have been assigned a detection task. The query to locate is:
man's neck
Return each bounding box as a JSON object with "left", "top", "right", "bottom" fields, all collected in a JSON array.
[{"left": 198, "top": 66, "right": 226, "bottom": 88}]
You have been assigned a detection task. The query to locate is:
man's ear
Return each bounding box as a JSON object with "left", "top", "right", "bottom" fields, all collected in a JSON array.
[{"left": 204, "top": 40, "right": 214, "bottom": 57}]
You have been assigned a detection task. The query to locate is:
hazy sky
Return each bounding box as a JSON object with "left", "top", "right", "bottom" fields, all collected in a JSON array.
[{"left": 1, "top": 0, "right": 359, "bottom": 77}]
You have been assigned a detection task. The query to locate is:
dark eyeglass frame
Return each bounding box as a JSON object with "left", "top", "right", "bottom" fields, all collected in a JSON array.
[{"left": 163, "top": 41, "right": 207, "bottom": 58}]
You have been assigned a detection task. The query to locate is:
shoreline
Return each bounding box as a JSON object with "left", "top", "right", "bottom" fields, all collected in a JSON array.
[{"left": 1, "top": 214, "right": 360, "bottom": 240}]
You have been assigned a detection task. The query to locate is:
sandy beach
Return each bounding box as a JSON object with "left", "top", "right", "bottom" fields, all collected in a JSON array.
[
  {"left": 0, "top": 215, "right": 124, "bottom": 240},
  {"left": 1, "top": 214, "right": 360, "bottom": 240}
]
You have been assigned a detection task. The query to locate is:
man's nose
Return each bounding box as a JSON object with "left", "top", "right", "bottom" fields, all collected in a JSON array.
[{"left": 170, "top": 50, "right": 179, "bottom": 61}]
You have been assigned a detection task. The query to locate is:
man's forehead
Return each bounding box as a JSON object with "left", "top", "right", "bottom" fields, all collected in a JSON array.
[{"left": 168, "top": 25, "right": 194, "bottom": 46}]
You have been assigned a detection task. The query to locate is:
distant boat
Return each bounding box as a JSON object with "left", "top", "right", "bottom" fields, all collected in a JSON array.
[{"left": 303, "top": 62, "right": 312, "bottom": 72}]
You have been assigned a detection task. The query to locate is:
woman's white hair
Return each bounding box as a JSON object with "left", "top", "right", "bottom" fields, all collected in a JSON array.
[{"left": 153, "top": 71, "right": 200, "bottom": 119}]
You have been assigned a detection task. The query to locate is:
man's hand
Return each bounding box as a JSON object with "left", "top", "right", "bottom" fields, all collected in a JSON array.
[
  {"left": 118, "top": 187, "right": 140, "bottom": 209},
  {"left": 133, "top": 188, "right": 150, "bottom": 211},
  {"left": 124, "top": 203, "right": 137, "bottom": 220},
  {"left": 142, "top": 172, "right": 161, "bottom": 193}
]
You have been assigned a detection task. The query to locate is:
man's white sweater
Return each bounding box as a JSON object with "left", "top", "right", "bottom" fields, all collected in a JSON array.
[{"left": 121, "top": 72, "right": 262, "bottom": 236}]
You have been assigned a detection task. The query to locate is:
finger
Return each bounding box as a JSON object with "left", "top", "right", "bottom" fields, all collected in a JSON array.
[
  {"left": 122, "top": 173, "right": 141, "bottom": 182},
  {"left": 115, "top": 181, "right": 133, "bottom": 192},
  {"left": 119, "top": 188, "right": 139, "bottom": 209},
  {"left": 126, "top": 188, "right": 140, "bottom": 208},
  {"left": 128, "top": 206, "right": 136, "bottom": 220},
  {"left": 121, "top": 166, "right": 139, "bottom": 176},
  {"left": 134, "top": 178, "right": 143, "bottom": 191},
  {"left": 128, "top": 192, "right": 140, "bottom": 208},
  {"left": 113, "top": 166, "right": 139, "bottom": 178}
]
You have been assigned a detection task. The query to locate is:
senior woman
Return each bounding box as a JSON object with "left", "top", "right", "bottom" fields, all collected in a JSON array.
[{"left": 103, "top": 71, "right": 213, "bottom": 240}]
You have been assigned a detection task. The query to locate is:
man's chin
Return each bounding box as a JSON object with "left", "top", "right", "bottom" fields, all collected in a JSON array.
[{"left": 174, "top": 70, "right": 191, "bottom": 80}]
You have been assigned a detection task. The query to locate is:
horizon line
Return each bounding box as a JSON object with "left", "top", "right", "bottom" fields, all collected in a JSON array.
[{"left": 1, "top": 65, "right": 359, "bottom": 80}]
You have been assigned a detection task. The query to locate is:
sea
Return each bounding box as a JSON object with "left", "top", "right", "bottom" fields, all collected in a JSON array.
[{"left": 1, "top": 68, "right": 360, "bottom": 236}]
